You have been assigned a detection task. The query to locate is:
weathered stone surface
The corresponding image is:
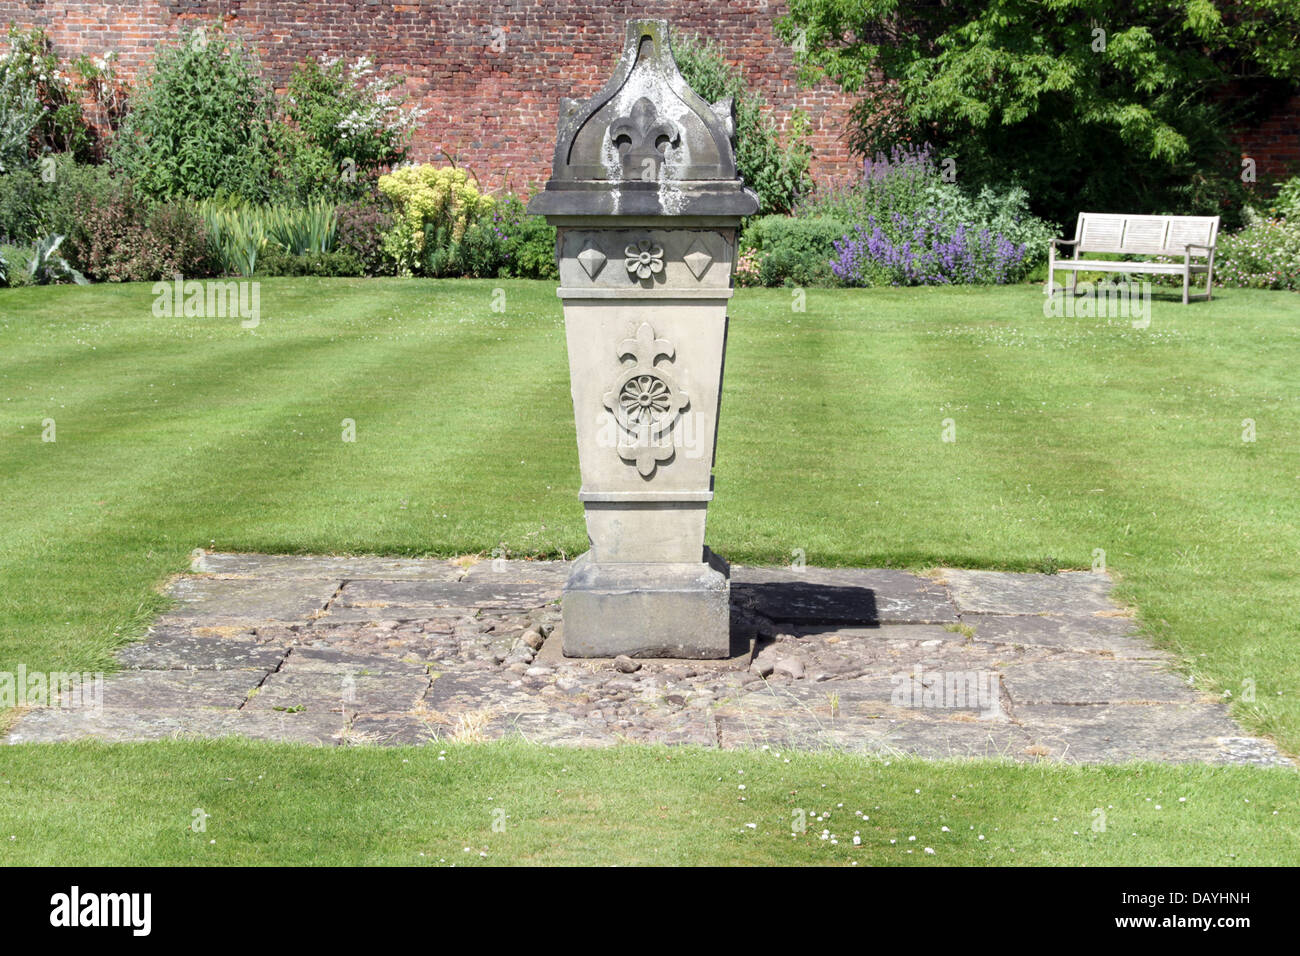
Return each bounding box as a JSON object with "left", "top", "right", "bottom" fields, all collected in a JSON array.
[
  {"left": 1017, "top": 703, "right": 1291, "bottom": 765},
  {"left": 6, "top": 557, "right": 1286, "bottom": 768},
  {"left": 168, "top": 575, "right": 341, "bottom": 623},
  {"left": 95, "top": 670, "right": 265, "bottom": 711},
  {"left": 1001, "top": 660, "right": 1197, "bottom": 705},
  {"left": 118, "top": 628, "right": 287, "bottom": 671},
  {"left": 5, "top": 706, "right": 343, "bottom": 745},
  {"left": 311, "top": 605, "right": 470, "bottom": 624},
  {"left": 250, "top": 668, "right": 429, "bottom": 716},
  {"left": 194, "top": 551, "right": 464, "bottom": 581},
  {"left": 337, "top": 578, "right": 560, "bottom": 610},
  {"left": 732, "top": 567, "right": 957, "bottom": 625},
  {"left": 460, "top": 561, "right": 572, "bottom": 585},
  {"left": 282, "top": 646, "right": 430, "bottom": 677},
  {"left": 941, "top": 569, "right": 1115, "bottom": 616},
  {"left": 964, "top": 613, "right": 1165, "bottom": 658}
]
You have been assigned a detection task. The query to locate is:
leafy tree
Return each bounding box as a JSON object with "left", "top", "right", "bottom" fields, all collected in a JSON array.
[
  {"left": 672, "top": 31, "right": 812, "bottom": 215},
  {"left": 112, "top": 25, "right": 277, "bottom": 202},
  {"left": 778, "top": 0, "right": 1300, "bottom": 224}
]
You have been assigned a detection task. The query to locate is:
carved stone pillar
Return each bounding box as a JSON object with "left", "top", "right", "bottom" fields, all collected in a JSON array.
[{"left": 528, "top": 19, "right": 758, "bottom": 658}]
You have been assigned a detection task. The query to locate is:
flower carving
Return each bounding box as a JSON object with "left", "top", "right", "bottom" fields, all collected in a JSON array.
[
  {"left": 619, "top": 374, "right": 672, "bottom": 426},
  {"left": 602, "top": 322, "right": 689, "bottom": 478},
  {"left": 625, "top": 240, "right": 664, "bottom": 280}
]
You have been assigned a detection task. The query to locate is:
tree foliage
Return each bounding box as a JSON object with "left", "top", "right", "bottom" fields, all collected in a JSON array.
[{"left": 778, "top": 0, "right": 1300, "bottom": 224}]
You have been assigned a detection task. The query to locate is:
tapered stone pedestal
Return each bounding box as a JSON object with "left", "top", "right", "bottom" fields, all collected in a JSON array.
[{"left": 528, "top": 19, "right": 758, "bottom": 658}]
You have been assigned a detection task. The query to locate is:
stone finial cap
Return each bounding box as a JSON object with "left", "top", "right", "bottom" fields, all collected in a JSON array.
[{"left": 527, "top": 19, "right": 760, "bottom": 218}]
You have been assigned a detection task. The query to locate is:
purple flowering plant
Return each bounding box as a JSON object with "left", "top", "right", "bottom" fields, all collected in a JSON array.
[{"left": 796, "top": 142, "right": 1051, "bottom": 287}]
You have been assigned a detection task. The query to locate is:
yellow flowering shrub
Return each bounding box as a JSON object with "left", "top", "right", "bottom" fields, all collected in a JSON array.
[{"left": 378, "top": 165, "right": 492, "bottom": 274}]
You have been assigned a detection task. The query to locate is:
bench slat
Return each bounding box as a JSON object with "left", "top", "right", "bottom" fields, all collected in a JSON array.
[{"left": 1052, "top": 259, "right": 1208, "bottom": 274}]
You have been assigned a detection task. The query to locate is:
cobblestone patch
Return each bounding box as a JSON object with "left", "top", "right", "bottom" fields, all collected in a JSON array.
[{"left": 5, "top": 553, "right": 1290, "bottom": 766}]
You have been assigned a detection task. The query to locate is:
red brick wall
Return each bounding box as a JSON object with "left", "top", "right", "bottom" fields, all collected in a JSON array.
[
  {"left": 0, "top": 0, "right": 859, "bottom": 194},
  {"left": 1238, "top": 93, "right": 1300, "bottom": 183}
]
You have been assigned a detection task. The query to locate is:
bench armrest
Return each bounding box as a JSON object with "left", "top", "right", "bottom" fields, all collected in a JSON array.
[
  {"left": 1050, "top": 237, "right": 1082, "bottom": 248},
  {"left": 1184, "top": 243, "right": 1215, "bottom": 254}
]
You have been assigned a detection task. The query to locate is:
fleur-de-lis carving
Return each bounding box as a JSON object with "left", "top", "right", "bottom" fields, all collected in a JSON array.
[{"left": 609, "top": 97, "right": 681, "bottom": 178}]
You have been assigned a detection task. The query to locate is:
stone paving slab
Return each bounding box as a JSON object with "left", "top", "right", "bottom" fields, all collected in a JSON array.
[
  {"left": 194, "top": 551, "right": 465, "bottom": 581},
  {"left": 1016, "top": 703, "right": 1276, "bottom": 765},
  {"left": 941, "top": 569, "right": 1115, "bottom": 616},
  {"left": 338, "top": 578, "right": 562, "bottom": 610},
  {"left": 250, "top": 669, "right": 430, "bottom": 717},
  {"left": 167, "top": 576, "right": 341, "bottom": 623},
  {"left": 732, "top": 567, "right": 958, "bottom": 625},
  {"left": 1001, "top": 660, "right": 1195, "bottom": 705},
  {"left": 97, "top": 670, "right": 266, "bottom": 711},
  {"left": 6, "top": 706, "right": 345, "bottom": 745},
  {"left": 964, "top": 613, "right": 1167, "bottom": 659},
  {"left": 5, "top": 553, "right": 1289, "bottom": 767},
  {"left": 117, "top": 628, "right": 289, "bottom": 671}
]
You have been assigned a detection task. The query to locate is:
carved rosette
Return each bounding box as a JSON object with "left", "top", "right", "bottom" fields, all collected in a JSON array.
[
  {"left": 624, "top": 240, "right": 664, "bottom": 280},
  {"left": 602, "top": 322, "right": 689, "bottom": 477}
]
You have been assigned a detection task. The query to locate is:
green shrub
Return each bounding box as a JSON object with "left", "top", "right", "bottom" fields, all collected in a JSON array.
[
  {"left": 0, "top": 27, "right": 96, "bottom": 167},
  {"left": 256, "top": 249, "right": 362, "bottom": 277},
  {"left": 112, "top": 25, "right": 277, "bottom": 203},
  {"left": 1212, "top": 217, "right": 1300, "bottom": 291},
  {"left": 672, "top": 32, "right": 811, "bottom": 215},
  {"left": 378, "top": 165, "right": 491, "bottom": 275},
  {"left": 0, "top": 165, "right": 47, "bottom": 242},
  {"left": 779, "top": 0, "right": 1300, "bottom": 227},
  {"left": 335, "top": 200, "right": 395, "bottom": 276},
  {"left": 0, "top": 51, "right": 42, "bottom": 173},
  {"left": 274, "top": 56, "right": 421, "bottom": 202},
  {"left": 798, "top": 144, "right": 1056, "bottom": 256},
  {"left": 65, "top": 182, "right": 212, "bottom": 282},
  {"left": 456, "top": 195, "right": 557, "bottom": 279},
  {"left": 1, "top": 154, "right": 125, "bottom": 245},
  {"left": 740, "top": 216, "right": 853, "bottom": 286},
  {"left": 23, "top": 234, "right": 87, "bottom": 284},
  {"left": 1273, "top": 176, "right": 1300, "bottom": 222}
]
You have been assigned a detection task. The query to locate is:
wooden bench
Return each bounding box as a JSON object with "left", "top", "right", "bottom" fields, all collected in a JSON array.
[{"left": 1047, "top": 213, "right": 1219, "bottom": 304}]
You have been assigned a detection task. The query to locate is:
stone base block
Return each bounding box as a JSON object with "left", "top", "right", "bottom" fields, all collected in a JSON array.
[{"left": 561, "top": 550, "right": 730, "bottom": 658}]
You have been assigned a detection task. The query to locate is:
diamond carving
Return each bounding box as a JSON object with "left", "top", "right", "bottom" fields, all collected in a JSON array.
[
  {"left": 577, "top": 241, "right": 607, "bottom": 279},
  {"left": 683, "top": 237, "right": 713, "bottom": 280},
  {"left": 601, "top": 322, "right": 689, "bottom": 478}
]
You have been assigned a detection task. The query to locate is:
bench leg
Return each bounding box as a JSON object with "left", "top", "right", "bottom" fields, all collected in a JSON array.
[
  {"left": 1046, "top": 261, "right": 1055, "bottom": 297},
  {"left": 1205, "top": 267, "right": 1214, "bottom": 302},
  {"left": 1182, "top": 267, "right": 1190, "bottom": 305}
]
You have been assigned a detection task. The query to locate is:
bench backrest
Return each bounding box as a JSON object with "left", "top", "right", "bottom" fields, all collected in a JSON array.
[{"left": 1074, "top": 213, "right": 1219, "bottom": 256}]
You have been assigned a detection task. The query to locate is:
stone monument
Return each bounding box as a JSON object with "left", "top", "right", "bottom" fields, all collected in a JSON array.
[{"left": 528, "top": 19, "right": 758, "bottom": 658}]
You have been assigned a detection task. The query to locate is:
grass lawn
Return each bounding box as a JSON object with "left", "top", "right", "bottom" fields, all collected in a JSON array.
[
  {"left": 1, "top": 740, "right": 1295, "bottom": 866},
  {"left": 1, "top": 278, "right": 1296, "bottom": 865}
]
